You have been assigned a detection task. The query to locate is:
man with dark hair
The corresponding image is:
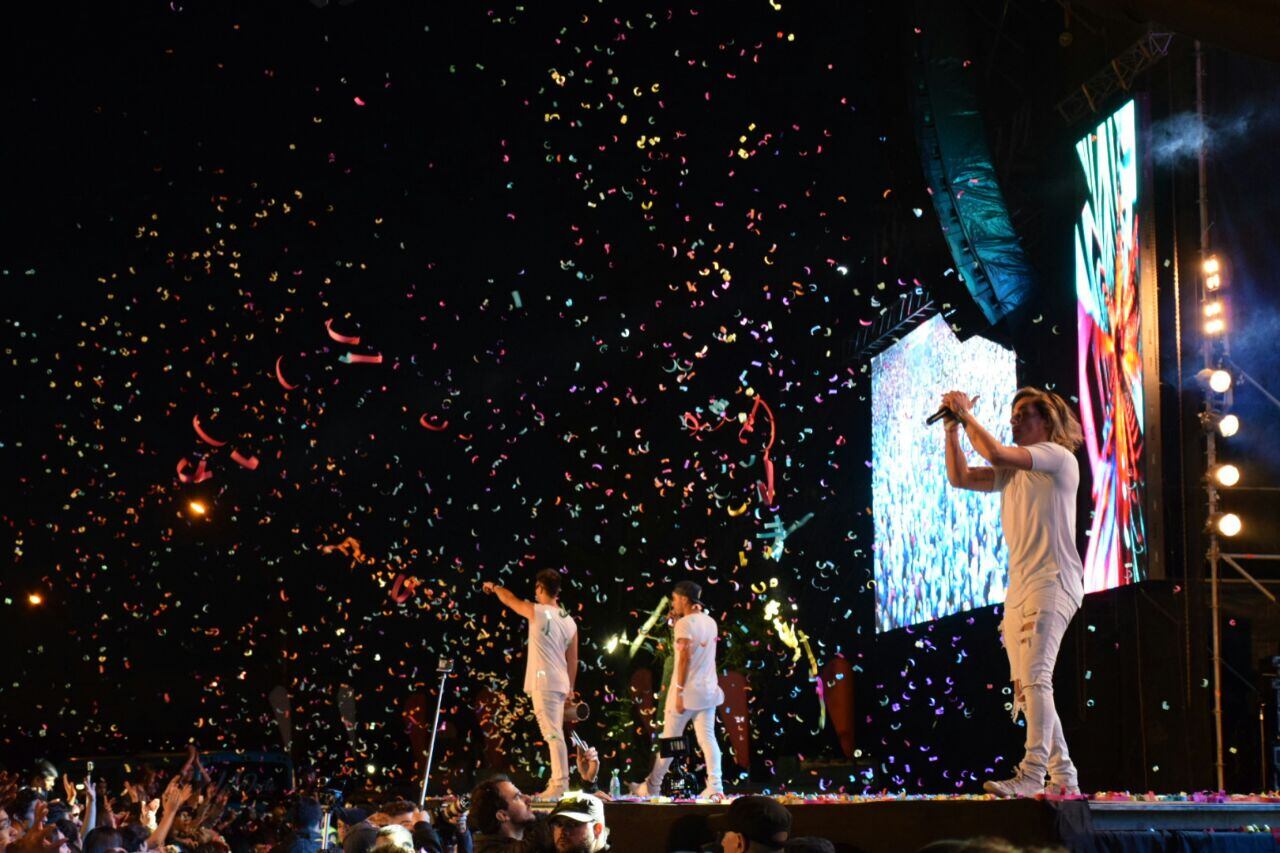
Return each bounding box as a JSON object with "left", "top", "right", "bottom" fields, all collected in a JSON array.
[
  {"left": 482, "top": 571, "right": 579, "bottom": 799},
  {"left": 269, "top": 797, "right": 325, "bottom": 853},
  {"left": 707, "top": 796, "right": 792, "bottom": 853},
  {"left": 467, "top": 776, "right": 548, "bottom": 853},
  {"left": 82, "top": 827, "right": 125, "bottom": 853},
  {"left": 633, "top": 580, "right": 724, "bottom": 798}
]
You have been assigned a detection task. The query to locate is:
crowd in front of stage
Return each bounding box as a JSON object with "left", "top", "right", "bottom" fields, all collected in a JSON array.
[{"left": 0, "top": 753, "right": 1065, "bottom": 853}]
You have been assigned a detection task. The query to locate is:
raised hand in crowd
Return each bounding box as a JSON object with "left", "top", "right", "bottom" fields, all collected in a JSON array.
[{"left": 9, "top": 801, "right": 56, "bottom": 853}]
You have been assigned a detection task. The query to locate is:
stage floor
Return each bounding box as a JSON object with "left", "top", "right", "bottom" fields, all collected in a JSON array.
[{"left": 593, "top": 796, "right": 1280, "bottom": 852}]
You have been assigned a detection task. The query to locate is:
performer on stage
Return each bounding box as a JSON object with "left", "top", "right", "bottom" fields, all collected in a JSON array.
[
  {"left": 483, "top": 570, "right": 579, "bottom": 800},
  {"left": 941, "top": 387, "right": 1085, "bottom": 797},
  {"left": 633, "top": 580, "right": 724, "bottom": 798}
]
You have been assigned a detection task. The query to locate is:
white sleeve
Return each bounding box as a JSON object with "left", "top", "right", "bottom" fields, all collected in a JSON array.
[
  {"left": 1027, "top": 443, "right": 1067, "bottom": 475},
  {"left": 674, "top": 617, "right": 692, "bottom": 641}
]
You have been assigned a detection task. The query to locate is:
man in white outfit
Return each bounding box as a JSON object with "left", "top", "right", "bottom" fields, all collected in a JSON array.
[
  {"left": 483, "top": 569, "right": 579, "bottom": 800},
  {"left": 633, "top": 580, "right": 724, "bottom": 798},
  {"left": 941, "top": 386, "right": 1086, "bottom": 797}
]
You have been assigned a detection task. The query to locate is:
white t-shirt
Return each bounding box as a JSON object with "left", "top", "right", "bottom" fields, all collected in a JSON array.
[
  {"left": 524, "top": 603, "right": 577, "bottom": 695},
  {"left": 671, "top": 611, "right": 724, "bottom": 711},
  {"left": 993, "top": 442, "right": 1085, "bottom": 611}
]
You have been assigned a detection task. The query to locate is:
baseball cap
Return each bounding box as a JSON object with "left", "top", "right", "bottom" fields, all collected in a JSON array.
[
  {"left": 672, "top": 580, "right": 703, "bottom": 604},
  {"left": 707, "top": 796, "right": 791, "bottom": 847},
  {"left": 547, "top": 793, "right": 605, "bottom": 825}
]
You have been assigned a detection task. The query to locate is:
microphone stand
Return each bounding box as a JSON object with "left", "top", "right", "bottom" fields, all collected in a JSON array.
[{"left": 418, "top": 658, "right": 454, "bottom": 807}]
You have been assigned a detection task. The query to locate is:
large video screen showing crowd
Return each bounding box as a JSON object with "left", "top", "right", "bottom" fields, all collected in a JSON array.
[{"left": 871, "top": 315, "right": 1018, "bottom": 633}]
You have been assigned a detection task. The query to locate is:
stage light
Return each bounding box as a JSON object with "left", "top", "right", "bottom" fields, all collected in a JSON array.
[
  {"left": 1213, "top": 513, "right": 1243, "bottom": 537},
  {"left": 1204, "top": 317, "right": 1226, "bottom": 335},
  {"left": 188, "top": 500, "right": 207, "bottom": 516},
  {"left": 1204, "top": 301, "right": 1222, "bottom": 317},
  {"left": 1211, "top": 464, "right": 1240, "bottom": 487},
  {"left": 1206, "top": 273, "right": 1222, "bottom": 291},
  {"left": 1202, "top": 256, "right": 1220, "bottom": 275},
  {"left": 365, "top": 763, "right": 377, "bottom": 775},
  {"left": 1219, "top": 414, "right": 1239, "bottom": 437},
  {"left": 1198, "top": 368, "right": 1233, "bottom": 394},
  {"left": 27, "top": 592, "right": 43, "bottom": 606}
]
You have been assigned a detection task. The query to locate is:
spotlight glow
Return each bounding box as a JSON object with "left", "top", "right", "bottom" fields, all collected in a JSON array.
[
  {"left": 188, "top": 500, "right": 207, "bottom": 516},
  {"left": 28, "top": 592, "right": 44, "bottom": 606},
  {"left": 1206, "top": 273, "right": 1222, "bottom": 291},
  {"left": 1202, "top": 257, "right": 1220, "bottom": 275},
  {"left": 1205, "top": 318, "right": 1225, "bottom": 335},
  {"left": 1212, "top": 464, "right": 1240, "bottom": 487},
  {"left": 1218, "top": 414, "right": 1239, "bottom": 437},
  {"left": 1204, "top": 301, "right": 1222, "bottom": 317},
  {"left": 1209, "top": 370, "right": 1232, "bottom": 394},
  {"left": 1216, "top": 513, "right": 1242, "bottom": 537}
]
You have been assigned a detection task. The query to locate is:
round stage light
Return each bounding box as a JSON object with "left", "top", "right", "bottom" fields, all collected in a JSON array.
[
  {"left": 1216, "top": 513, "right": 1242, "bottom": 537},
  {"left": 1204, "top": 301, "right": 1222, "bottom": 317},
  {"left": 188, "top": 500, "right": 207, "bottom": 516},
  {"left": 1209, "top": 370, "right": 1232, "bottom": 394},
  {"left": 1218, "top": 414, "right": 1239, "bottom": 437},
  {"left": 1212, "top": 464, "right": 1240, "bottom": 487},
  {"left": 28, "top": 592, "right": 44, "bottom": 606},
  {"left": 1203, "top": 256, "right": 1220, "bottom": 275},
  {"left": 1205, "top": 318, "right": 1226, "bottom": 335}
]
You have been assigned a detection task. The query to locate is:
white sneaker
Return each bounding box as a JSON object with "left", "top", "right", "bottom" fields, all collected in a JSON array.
[
  {"left": 533, "top": 787, "right": 566, "bottom": 801},
  {"left": 983, "top": 772, "right": 1044, "bottom": 798},
  {"left": 1044, "top": 780, "right": 1082, "bottom": 797}
]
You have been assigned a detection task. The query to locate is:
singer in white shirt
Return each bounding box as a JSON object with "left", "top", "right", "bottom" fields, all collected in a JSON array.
[
  {"left": 633, "top": 579, "right": 725, "bottom": 799},
  {"left": 483, "top": 569, "right": 579, "bottom": 799},
  {"left": 942, "top": 386, "right": 1086, "bottom": 798}
]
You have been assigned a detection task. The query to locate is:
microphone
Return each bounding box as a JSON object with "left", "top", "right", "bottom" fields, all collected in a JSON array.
[
  {"left": 925, "top": 406, "right": 956, "bottom": 426},
  {"left": 927, "top": 394, "right": 979, "bottom": 425}
]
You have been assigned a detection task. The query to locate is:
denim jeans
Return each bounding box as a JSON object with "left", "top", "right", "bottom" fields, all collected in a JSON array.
[
  {"left": 1002, "top": 583, "right": 1079, "bottom": 783},
  {"left": 646, "top": 703, "right": 723, "bottom": 793},
  {"left": 530, "top": 690, "right": 569, "bottom": 790}
]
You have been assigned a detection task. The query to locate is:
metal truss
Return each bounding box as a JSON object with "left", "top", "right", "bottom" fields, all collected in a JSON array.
[{"left": 1056, "top": 31, "right": 1175, "bottom": 125}]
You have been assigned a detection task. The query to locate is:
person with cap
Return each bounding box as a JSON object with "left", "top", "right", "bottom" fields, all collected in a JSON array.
[
  {"left": 482, "top": 569, "right": 579, "bottom": 800},
  {"left": 632, "top": 580, "right": 724, "bottom": 798},
  {"left": 546, "top": 794, "right": 609, "bottom": 853},
  {"left": 707, "top": 796, "right": 792, "bottom": 853}
]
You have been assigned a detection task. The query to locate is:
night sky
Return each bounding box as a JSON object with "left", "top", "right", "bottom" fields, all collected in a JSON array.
[{"left": 8, "top": 0, "right": 1256, "bottom": 795}]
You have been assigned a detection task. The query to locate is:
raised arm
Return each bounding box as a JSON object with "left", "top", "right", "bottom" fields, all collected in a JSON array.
[
  {"left": 945, "top": 420, "right": 996, "bottom": 492},
  {"left": 481, "top": 582, "right": 535, "bottom": 619},
  {"left": 147, "top": 777, "right": 193, "bottom": 850},
  {"left": 944, "top": 391, "right": 1032, "bottom": 471}
]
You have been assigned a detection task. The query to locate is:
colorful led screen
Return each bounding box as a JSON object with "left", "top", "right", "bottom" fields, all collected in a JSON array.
[
  {"left": 1074, "top": 99, "right": 1148, "bottom": 591},
  {"left": 871, "top": 314, "right": 1019, "bottom": 633}
]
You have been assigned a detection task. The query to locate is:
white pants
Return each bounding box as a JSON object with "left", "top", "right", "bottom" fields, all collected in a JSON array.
[
  {"left": 1001, "top": 585, "right": 1079, "bottom": 783},
  {"left": 530, "top": 690, "right": 569, "bottom": 790},
  {"left": 646, "top": 702, "right": 722, "bottom": 793}
]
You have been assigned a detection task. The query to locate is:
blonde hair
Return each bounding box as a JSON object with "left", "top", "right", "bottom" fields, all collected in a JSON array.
[{"left": 1012, "top": 387, "right": 1083, "bottom": 452}]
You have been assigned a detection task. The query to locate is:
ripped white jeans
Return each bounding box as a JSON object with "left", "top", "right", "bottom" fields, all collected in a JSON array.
[
  {"left": 530, "top": 690, "right": 569, "bottom": 791},
  {"left": 1002, "top": 584, "right": 1079, "bottom": 783},
  {"left": 646, "top": 703, "right": 723, "bottom": 793}
]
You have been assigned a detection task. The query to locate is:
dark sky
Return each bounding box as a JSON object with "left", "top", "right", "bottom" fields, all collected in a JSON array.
[
  {"left": 2, "top": 0, "right": 953, "bottom": 789},
  {"left": 6, "top": 0, "right": 1271, "bottom": 796}
]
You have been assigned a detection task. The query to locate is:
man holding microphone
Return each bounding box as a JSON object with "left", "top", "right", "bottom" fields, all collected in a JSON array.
[
  {"left": 941, "top": 386, "right": 1086, "bottom": 797},
  {"left": 633, "top": 580, "right": 724, "bottom": 799},
  {"left": 483, "top": 569, "right": 579, "bottom": 800}
]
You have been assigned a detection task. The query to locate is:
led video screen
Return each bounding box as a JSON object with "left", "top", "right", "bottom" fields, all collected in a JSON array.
[
  {"left": 872, "top": 314, "right": 1019, "bottom": 633},
  {"left": 1074, "top": 99, "right": 1149, "bottom": 591}
]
